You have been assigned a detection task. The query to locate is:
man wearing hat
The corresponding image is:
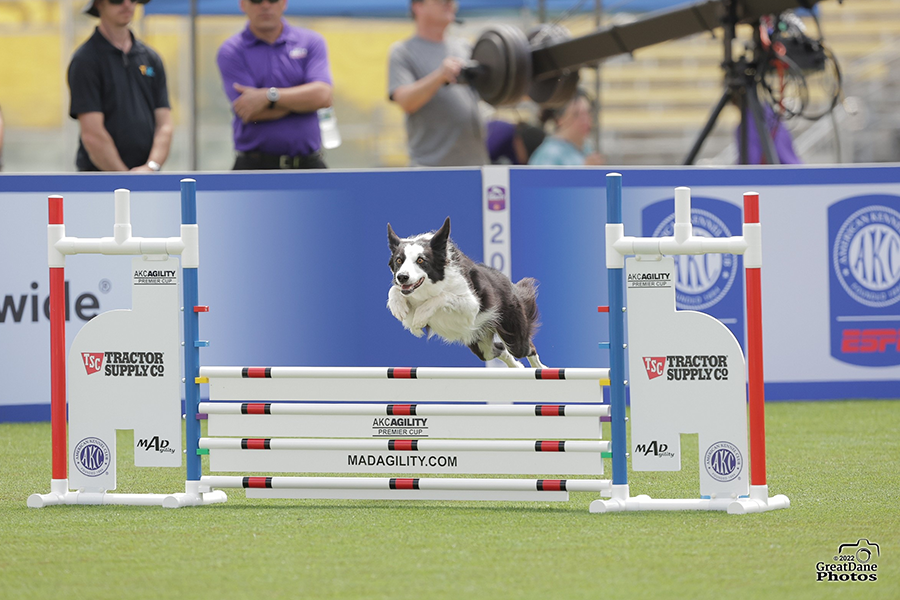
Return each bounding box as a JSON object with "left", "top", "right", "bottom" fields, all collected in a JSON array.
[{"left": 68, "top": 0, "right": 172, "bottom": 172}]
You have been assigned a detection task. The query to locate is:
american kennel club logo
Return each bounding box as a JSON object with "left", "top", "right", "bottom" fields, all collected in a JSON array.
[
  {"left": 704, "top": 441, "right": 742, "bottom": 483},
  {"left": 73, "top": 437, "right": 111, "bottom": 477},
  {"left": 829, "top": 196, "right": 900, "bottom": 366},
  {"left": 652, "top": 208, "right": 737, "bottom": 311}
]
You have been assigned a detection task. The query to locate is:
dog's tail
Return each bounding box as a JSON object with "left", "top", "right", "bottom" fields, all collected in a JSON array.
[{"left": 514, "top": 277, "right": 541, "bottom": 329}]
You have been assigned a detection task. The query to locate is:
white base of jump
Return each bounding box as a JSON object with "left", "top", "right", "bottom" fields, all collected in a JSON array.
[
  {"left": 588, "top": 484, "right": 790, "bottom": 514},
  {"left": 27, "top": 479, "right": 228, "bottom": 509}
]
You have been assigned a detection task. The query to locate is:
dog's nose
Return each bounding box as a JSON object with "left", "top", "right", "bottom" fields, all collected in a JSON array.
[{"left": 397, "top": 273, "right": 409, "bottom": 284}]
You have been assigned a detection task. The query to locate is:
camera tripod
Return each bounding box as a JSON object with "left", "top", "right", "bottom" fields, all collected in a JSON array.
[{"left": 684, "top": 0, "right": 780, "bottom": 165}]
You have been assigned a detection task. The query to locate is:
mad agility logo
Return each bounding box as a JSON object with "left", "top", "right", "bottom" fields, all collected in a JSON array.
[
  {"left": 138, "top": 65, "right": 155, "bottom": 77},
  {"left": 81, "top": 352, "right": 166, "bottom": 377},
  {"left": 828, "top": 195, "right": 900, "bottom": 366}
]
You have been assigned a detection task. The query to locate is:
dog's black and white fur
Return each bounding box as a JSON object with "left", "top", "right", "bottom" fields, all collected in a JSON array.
[{"left": 387, "top": 217, "right": 546, "bottom": 368}]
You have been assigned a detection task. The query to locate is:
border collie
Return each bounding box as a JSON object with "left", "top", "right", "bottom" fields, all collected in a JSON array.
[{"left": 386, "top": 217, "right": 545, "bottom": 368}]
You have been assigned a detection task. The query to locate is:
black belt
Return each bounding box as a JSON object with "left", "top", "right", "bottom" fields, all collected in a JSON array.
[{"left": 236, "top": 150, "right": 324, "bottom": 169}]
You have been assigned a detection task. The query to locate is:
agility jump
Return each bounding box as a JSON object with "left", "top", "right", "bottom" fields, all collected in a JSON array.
[{"left": 29, "top": 175, "right": 788, "bottom": 513}]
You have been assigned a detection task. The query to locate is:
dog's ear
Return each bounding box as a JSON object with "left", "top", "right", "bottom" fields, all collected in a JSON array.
[
  {"left": 430, "top": 217, "right": 451, "bottom": 256},
  {"left": 387, "top": 223, "right": 401, "bottom": 253}
]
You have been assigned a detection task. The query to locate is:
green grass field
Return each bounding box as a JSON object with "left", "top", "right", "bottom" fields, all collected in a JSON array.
[{"left": 2, "top": 400, "right": 898, "bottom": 599}]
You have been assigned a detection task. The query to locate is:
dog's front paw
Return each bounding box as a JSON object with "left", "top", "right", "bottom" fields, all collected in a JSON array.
[
  {"left": 409, "top": 327, "right": 425, "bottom": 338},
  {"left": 387, "top": 293, "right": 409, "bottom": 322}
]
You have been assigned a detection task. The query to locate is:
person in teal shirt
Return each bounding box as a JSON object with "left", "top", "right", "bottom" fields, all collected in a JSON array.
[{"left": 529, "top": 90, "right": 605, "bottom": 166}]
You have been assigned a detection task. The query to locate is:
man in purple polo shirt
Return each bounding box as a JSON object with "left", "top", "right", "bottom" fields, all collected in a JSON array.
[{"left": 217, "top": 0, "right": 333, "bottom": 169}]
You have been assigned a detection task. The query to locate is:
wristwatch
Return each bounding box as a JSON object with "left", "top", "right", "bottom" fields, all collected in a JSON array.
[
  {"left": 266, "top": 87, "right": 280, "bottom": 109},
  {"left": 147, "top": 160, "right": 161, "bottom": 172}
]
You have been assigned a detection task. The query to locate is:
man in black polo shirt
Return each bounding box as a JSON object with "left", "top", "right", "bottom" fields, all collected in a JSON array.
[{"left": 68, "top": 0, "right": 172, "bottom": 172}]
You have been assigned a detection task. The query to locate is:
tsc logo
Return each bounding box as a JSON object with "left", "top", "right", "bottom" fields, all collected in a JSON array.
[
  {"left": 136, "top": 436, "right": 176, "bottom": 454},
  {"left": 642, "top": 357, "right": 666, "bottom": 379},
  {"left": 82, "top": 352, "right": 105, "bottom": 375},
  {"left": 73, "top": 437, "right": 111, "bottom": 477},
  {"left": 832, "top": 204, "right": 900, "bottom": 308},
  {"left": 634, "top": 440, "right": 673, "bottom": 457},
  {"left": 704, "top": 441, "right": 742, "bottom": 482},
  {"left": 841, "top": 328, "right": 900, "bottom": 353},
  {"left": 487, "top": 185, "right": 506, "bottom": 211}
]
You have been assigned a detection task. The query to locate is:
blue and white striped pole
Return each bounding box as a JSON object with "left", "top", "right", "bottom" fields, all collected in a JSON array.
[
  {"left": 606, "top": 173, "right": 628, "bottom": 487},
  {"left": 180, "top": 179, "right": 202, "bottom": 482}
]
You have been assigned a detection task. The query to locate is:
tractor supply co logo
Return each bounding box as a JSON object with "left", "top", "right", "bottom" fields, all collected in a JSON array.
[
  {"left": 642, "top": 357, "right": 666, "bottom": 380},
  {"left": 627, "top": 272, "right": 672, "bottom": 288},
  {"left": 133, "top": 268, "right": 177, "bottom": 286},
  {"left": 487, "top": 185, "right": 507, "bottom": 211},
  {"left": 642, "top": 355, "right": 729, "bottom": 381},
  {"left": 73, "top": 437, "right": 111, "bottom": 477},
  {"left": 136, "top": 436, "right": 176, "bottom": 454},
  {"left": 371, "top": 417, "right": 429, "bottom": 437},
  {"left": 634, "top": 440, "right": 674, "bottom": 458},
  {"left": 828, "top": 196, "right": 900, "bottom": 366},
  {"left": 816, "top": 539, "right": 880, "bottom": 582},
  {"left": 81, "top": 351, "right": 166, "bottom": 377},
  {"left": 651, "top": 208, "right": 738, "bottom": 311},
  {"left": 704, "top": 441, "right": 743, "bottom": 482}
]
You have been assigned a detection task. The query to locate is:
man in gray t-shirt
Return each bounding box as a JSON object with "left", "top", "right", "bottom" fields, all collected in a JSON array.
[{"left": 388, "top": 0, "right": 488, "bottom": 167}]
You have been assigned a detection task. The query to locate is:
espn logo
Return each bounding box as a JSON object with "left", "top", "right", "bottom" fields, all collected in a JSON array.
[{"left": 841, "top": 328, "right": 900, "bottom": 353}]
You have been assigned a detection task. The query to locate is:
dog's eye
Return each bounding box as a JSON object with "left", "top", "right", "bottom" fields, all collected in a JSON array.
[
  {"left": 395, "top": 257, "right": 402, "bottom": 265},
  {"left": 416, "top": 257, "right": 424, "bottom": 265}
]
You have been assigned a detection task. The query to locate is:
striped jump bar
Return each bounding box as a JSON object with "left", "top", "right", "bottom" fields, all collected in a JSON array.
[
  {"left": 199, "top": 438, "right": 611, "bottom": 453},
  {"left": 197, "top": 402, "right": 610, "bottom": 418},
  {"left": 201, "top": 476, "right": 612, "bottom": 493},
  {"left": 199, "top": 366, "right": 610, "bottom": 381}
]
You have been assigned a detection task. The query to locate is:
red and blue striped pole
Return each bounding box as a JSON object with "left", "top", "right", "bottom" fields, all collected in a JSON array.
[
  {"left": 181, "top": 179, "right": 202, "bottom": 482},
  {"left": 606, "top": 173, "right": 628, "bottom": 487}
]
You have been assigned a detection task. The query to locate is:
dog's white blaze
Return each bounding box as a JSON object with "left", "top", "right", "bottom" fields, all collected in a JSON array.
[{"left": 396, "top": 243, "right": 427, "bottom": 285}]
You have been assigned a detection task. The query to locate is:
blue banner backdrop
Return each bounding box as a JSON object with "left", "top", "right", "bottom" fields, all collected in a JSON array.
[{"left": 3, "top": 166, "right": 900, "bottom": 422}]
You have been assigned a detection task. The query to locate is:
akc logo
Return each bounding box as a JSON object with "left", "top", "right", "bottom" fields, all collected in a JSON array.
[
  {"left": 704, "top": 441, "right": 742, "bottom": 482},
  {"left": 832, "top": 205, "right": 900, "bottom": 308},
  {"left": 73, "top": 437, "right": 110, "bottom": 477},
  {"left": 652, "top": 208, "right": 737, "bottom": 310},
  {"left": 487, "top": 185, "right": 506, "bottom": 211}
]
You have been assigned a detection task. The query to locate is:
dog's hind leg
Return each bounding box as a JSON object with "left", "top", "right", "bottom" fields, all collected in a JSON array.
[
  {"left": 525, "top": 342, "right": 547, "bottom": 368},
  {"left": 498, "top": 347, "right": 524, "bottom": 368}
]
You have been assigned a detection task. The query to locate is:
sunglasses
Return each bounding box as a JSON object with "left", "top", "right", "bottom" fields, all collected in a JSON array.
[
  {"left": 106, "top": 0, "right": 149, "bottom": 5},
  {"left": 247, "top": 0, "right": 282, "bottom": 4}
]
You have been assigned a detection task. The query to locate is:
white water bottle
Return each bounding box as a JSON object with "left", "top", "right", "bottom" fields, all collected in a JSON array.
[{"left": 318, "top": 107, "right": 342, "bottom": 150}]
